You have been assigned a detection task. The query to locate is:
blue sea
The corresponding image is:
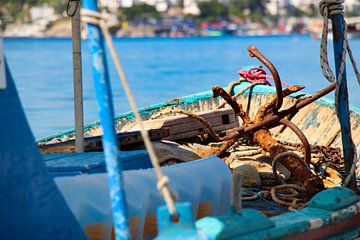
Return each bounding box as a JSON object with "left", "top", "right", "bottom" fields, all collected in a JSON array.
[{"left": 4, "top": 35, "right": 360, "bottom": 138}]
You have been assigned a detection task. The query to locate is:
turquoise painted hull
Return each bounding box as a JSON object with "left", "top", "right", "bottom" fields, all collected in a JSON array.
[
  {"left": 38, "top": 82, "right": 360, "bottom": 167},
  {"left": 196, "top": 187, "right": 360, "bottom": 240}
]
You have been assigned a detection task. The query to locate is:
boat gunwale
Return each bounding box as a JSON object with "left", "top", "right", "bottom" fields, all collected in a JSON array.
[{"left": 36, "top": 82, "right": 360, "bottom": 143}]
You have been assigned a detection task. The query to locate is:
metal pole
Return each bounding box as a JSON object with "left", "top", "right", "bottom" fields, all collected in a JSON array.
[
  {"left": 71, "top": 2, "right": 84, "bottom": 153},
  {"left": 82, "top": 0, "right": 130, "bottom": 239},
  {"left": 330, "top": 14, "right": 356, "bottom": 184}
]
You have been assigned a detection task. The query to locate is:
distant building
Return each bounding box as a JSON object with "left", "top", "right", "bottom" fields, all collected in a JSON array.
[
  {"left": 183, "top": 0, "right": 200, "bottom": 15},
  {"left": 290, "top": 0, "right": 316, "bottom": 12},
  {"left": 30, "top": 4, "right": 57, "bottom": 22},
  {"left": 343, "top": 0, "right": 360, "bottom": 13},
  {"left": 155, "top": 0, "right": 168, "bottom": 12},
  {"left": 121, "top": 0, "right": 134, "bottom": 8},
  {"left": 99, "top": 0, "right": 121, "bottom": 9},
  {"left": 266, "top": 0, "right": 360, "bottom": 16},
  {"left": 266, "top": 0, "right": 291, "bottom": 16},
  {"left": 99, "top": 0, "right": 360, "bottom": 16},
  {"left": 106, "top": 0, "right": 169, "bottom": 12}
]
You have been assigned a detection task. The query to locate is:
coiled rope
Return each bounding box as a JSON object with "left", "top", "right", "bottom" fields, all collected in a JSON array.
[
  {"left": 319, "top": 0, "right": 359, "bottom": 187},
  {"left": 217, "top": 67, "right": 288, "bottom": 109},
  {"left": 319, "top": 0, "right": 360, "bottom": 87},
  {"left": 81, "top": 9, "right": 177, "bottom": 216}
]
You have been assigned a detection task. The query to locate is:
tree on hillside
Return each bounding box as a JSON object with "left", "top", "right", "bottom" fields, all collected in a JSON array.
[
  {"left": 121, "top": 4, "right": 159, "bottom": 20},
  {"left": 228, "top": 0, "right": 266, "bottom": 19},
  {"left": 0, "top": 0, "right": 67, "bottom": 29},
  {"left": 198, "top": 0, "right": 228, "bottom": 21}
]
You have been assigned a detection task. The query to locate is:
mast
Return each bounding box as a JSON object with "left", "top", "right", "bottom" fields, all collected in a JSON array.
[
  {"left": 0, "top": 40, "right": 5, "bottom": 90},
  {"left": 69, "top": 0, "right": 85, "bottom": 152}
]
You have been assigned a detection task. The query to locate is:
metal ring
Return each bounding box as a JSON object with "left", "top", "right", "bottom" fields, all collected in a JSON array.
[{"left": 66, "top": 0, "right": 80, "bottom": 17}]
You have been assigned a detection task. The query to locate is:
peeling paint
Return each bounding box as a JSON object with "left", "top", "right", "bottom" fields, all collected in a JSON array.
[{"left": 308, "top": 218, "right": 324, "bottom": 230}]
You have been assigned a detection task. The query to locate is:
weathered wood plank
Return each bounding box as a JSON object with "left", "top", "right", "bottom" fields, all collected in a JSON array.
[
  {"left": 39, "top": 128, "right": 170, "bottom": 154},
  {"left": 168, "top": 122, "right": 238, "bottom": 140},
  {"left": 143, "top": 109, "right": 235, "bottom": 127},
  {"left": 40, "top": 108, "right": 239, "bottom": 153},
  {"left": 126, "top": 108, "right": 238, "bottom": 136}
]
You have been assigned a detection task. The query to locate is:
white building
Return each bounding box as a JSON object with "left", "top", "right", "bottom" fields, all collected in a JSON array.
[
  {"left": 266, "top": 0, "right": 360, "bottom": 16},
  {"left": 266, "top": 0, "right": 291, "bottom": 16},
  {"left": 183, "top": 0, "right": 200, "bottom": 15},
  {"left": 99, "top": 0, "right": 360, "bottom": 16},
  {"left": 30, "top": 4, "right": 57, "bottom": 22},
  {"left": 343, "top": 0, "right": 360, "bottom": 12},
  {"left": 290, "top": 0, "right": 316, "bottom": 11},
  {"left": 99, "top": 0, "right": 121, "bottom": 9}
]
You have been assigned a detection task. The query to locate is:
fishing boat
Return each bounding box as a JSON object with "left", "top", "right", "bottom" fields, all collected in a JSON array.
[
  {"left": 1, "top": 0, "right": 360, "bottom": 239},
  {"left": 36, "top": 71, "right": 360, "bottom": 240}
]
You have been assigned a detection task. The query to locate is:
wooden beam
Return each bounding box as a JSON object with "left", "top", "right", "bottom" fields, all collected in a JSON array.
[
  {"left": 128, "top": 108, "right": 238, "bottom": 137},
  {"left": 39, "top": 128, "right": 170, "bottom": 154}
]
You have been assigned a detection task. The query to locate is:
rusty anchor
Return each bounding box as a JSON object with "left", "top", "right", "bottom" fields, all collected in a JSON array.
[{"left": 212, "top": 46, "right": 328, "bottom": 197}]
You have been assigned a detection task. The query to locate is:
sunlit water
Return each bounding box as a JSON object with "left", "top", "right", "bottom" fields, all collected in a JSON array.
[{"left": 4, "top": 35, "right": 360, "bottom": 138}]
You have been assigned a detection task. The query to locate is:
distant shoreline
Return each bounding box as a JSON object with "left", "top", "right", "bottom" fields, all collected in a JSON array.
[{"left": 3, "top": 33, "right": 312, "bottom": 40}]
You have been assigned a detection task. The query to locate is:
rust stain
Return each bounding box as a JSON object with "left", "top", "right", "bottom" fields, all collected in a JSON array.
[{"left": 167, "top": 98, "right": 182, "bottom": 104}]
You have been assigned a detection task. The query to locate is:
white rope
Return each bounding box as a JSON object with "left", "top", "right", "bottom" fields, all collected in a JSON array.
[
  {"left": 319, "top": 0, "right": 360, "bottom": 90},
  {"left": 81, "top": 9, "right": 177, "bottom": 216},
  {"left": 232, "top": 170, "right": 242, "bottom": 213}
]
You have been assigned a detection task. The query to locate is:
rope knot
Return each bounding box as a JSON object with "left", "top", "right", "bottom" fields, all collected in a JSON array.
[
  {"left": 319, "top": 0, "right": 344, "bottom": 18},
  {"left": 238, "top": 67, "right": 289, "bottom": 87},
  {"left": 81, "top": 9, "right": 113, "bottom": 27},
  {"left": 157, "top": 175, "right": 170, "bottom": 192},
  {"left": 238, "top": 67, "right": 272, "bottom": 85}
]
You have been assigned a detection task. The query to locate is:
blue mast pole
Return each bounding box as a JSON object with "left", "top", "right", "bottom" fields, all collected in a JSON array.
[
  {"left": 82, "top": 0, "right": 130, "bottom": 239},
  {"left": 330, "top": 13, "right": 356, "bottom": 184}
]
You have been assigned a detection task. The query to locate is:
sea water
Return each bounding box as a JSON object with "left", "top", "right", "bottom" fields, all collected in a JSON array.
[{"left": 4, "top": 35, "right": 360, "bottom": 138}]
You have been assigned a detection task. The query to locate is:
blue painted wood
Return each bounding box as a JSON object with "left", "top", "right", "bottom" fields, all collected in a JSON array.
[
  {"left": 330, "top": 14, "right": 355, "bottom": 177},
  {"left": 156, "top": 202, "right": 207, "bottom": 240},
  {"left": 0, "top": 61, "right": 86, "bottom": 239},
  {"left": 196, "top": 209, "right": 274, "bottom": 239},
  {"left": 82, "top": 0, "right": 130, "bottom": 238},
  {"left": 44, "top": 150, "right": 152, "bottom": 176}
]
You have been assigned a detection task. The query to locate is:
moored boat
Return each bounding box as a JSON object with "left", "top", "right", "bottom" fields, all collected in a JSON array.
[
  {"left": 37, "top": 78, "right": 360, "bottom": 239},
  {"left": 1, "top": 0, "right": 360, "bottom": 239}
]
